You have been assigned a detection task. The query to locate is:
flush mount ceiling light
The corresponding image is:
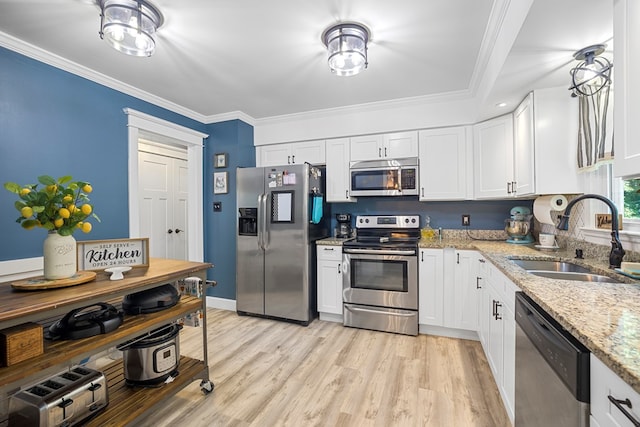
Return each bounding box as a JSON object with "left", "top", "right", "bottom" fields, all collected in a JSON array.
[
  {"left": 98, "top": 0, "right": 164, "bottom": 57},
  {"left": 569, "top": 44, "right": 612, "bottom": 97},
  {"left": 321, "top": 22, "right": 370, "bottom": 77}
]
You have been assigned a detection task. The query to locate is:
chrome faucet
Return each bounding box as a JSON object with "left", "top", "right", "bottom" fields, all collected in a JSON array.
[{"left": 556, "top": 194, "right": 625, "bottom": 268}]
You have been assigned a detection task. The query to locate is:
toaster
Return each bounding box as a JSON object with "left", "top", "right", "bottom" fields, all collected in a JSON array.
[{"left": 9, "top": 366, "right": 108, "bottom": 427}]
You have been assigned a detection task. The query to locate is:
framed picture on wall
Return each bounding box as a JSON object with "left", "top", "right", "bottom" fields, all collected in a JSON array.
[
  {"left": 214, "top": 153, "right": 228, "bottom": 168},
  {"left": 214, "top": 171, "right": 228, "bottom": 194}
]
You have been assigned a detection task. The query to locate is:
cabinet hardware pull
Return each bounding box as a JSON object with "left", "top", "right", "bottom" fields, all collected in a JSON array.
[
  {"left": 421, "top": 252, "right": 424, "bottom": 262},
  {"left": 338, "top": 263, "right": 342, "bottom": 274},
  {"left": 287, "top": 155, "right": 291, "bottom": 164},
  {"left": 608, "top": 395, "right": 640, "bottom": 426},
  {"left": 384, "top": 147, "right": 387, "bottom": 157},
  {"left": 167, "top": 229, "right": 173, "bottom": 234},
  {"left": 492, "top": 300, "right": 496, "bottom": 317},
  {"left": 476, "top": 277, "right": 481, "bottom": 289},
  {"left": 479, "top": 259, "right": 485, "bottom": 263},
  {"left": 512, "top": 181, "right": 517, "bottom": 193},
  {"left": 325, "top": 248, "right": 334, "bottom": 251},
  {"left": 345, "top": 190, "right": 349, "bottom": 199},
  {"left": 175, "top": 229, "right": 182, "bottom": 234},
  {"left": 495, "top": 301, "right": 502, "bottom": 320},
  {"left": 507, "top": 182, "right": 512, "bottom": 194},
  {"left": 292, "top": 155, "right": 295, "bottom": 163},
  {"left": 421, "top": 187, "right": 424, "bottom": 198},
  {"left": 378, "top": 147, "right": 382, "bottom": 157},
  {"left": 457, "top": 253, "right": 460, "bottom": 264}
]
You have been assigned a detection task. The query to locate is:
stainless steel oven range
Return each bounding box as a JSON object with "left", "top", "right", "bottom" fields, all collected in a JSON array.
[{"left": 342, "top": 215, "right": 420, "bottom": 336}]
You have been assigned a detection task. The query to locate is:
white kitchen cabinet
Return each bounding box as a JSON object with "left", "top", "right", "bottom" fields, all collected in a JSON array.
[
  {"left": 257, "top": 140, "right": 326, "bottom": 166},
  {"left": 443, "top": 249, "right": 479, "bottom": 331},
  {"left": 326, "top": 138, "right": 356, "bottom": 203},
  {"left": 614, "top": 0, "right": 640, "bottom": 178},
  {"left": 473, "top": 115, "right": 514, "bottom": 199},
  {"left": 513, "top": 93, "right": 536, "bottom": 196},
  {"left": 350, "top": 131, "right": 418, "bottom": 161},
  {"left": 531, "top": 87, "right": 580, "bottom": 194},
  {"left": 481, "top": 263, "right": 520, "bottom": 424},
  {"left": 418, "top": 248, "right": 444, "bottom": 326},
  {"left": 418, "top": 127, "right": 471, "bottom": 200},
  {"left": 316, "top": 245, "right": 343, "bottom": 321},
  {"left": 476, "top": 256, "right": 490, "bottom": 350},
  {"left": 591, "top": 354, "right": 640, "bottom": 427}
]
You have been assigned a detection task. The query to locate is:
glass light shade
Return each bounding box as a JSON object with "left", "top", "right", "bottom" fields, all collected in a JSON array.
[
  {"left": 99, "top": 0, "right": 163, "bottom": 57},
  {"left": 322, "top": 23, "right": 369, "bottom": 76},
  {"left": 569, "top": 44, "right": 612, "bottom": 97}
]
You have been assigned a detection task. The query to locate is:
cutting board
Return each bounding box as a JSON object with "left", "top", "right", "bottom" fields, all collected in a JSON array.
[{"left": 11, "top": 271, "right": 97, "bottom": 291}]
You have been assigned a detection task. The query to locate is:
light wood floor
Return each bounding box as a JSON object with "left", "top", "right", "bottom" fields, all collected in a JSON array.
[{"left": 142, "top": 309, "right": 510, "bottom": 427}]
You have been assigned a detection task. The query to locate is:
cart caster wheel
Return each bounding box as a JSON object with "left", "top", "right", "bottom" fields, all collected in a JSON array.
[{"left": 200, "top": 380, "right": 214, "bottom": 394}]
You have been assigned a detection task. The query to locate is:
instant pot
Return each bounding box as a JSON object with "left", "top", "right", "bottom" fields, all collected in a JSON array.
[{"left": 117, "top": 323, "right": 182, "bottom": 386}]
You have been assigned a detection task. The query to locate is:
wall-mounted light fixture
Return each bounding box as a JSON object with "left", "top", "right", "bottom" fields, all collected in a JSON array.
[
  {"left": 98, "top": 0, "right": 164, "bottom": 57},
  {"left": 569, "top": 44, "right": 612, "bottom": 97},
  {"left": 321, "top": 23, "right": 370, "bottom": 76}
]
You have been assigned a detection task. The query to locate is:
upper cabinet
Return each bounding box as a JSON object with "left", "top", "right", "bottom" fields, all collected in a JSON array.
[
  {"left": 326, "top": 138, "right": 357, "bottom": 203},
  {"left": 350, "top": 131, "right": 419, "bottom": 161},
  {"left": 257, "top": 140, "right": 326, "bottom": 167},
  {"left": 418, "top": 126, "right": 471, "bottom": 200},
  {"left": 474, "top": 88, "right": 580, "bottom": 199},
  {"left": 614, "top": 0, "right": 640, "bottom": 178},
  {"left": 473, "top": 114, "right": 515, "bottom": 199}
]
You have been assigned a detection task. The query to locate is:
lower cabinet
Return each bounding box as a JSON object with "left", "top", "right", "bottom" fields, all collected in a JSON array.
[
  {"left": 480, "top": 262, "right": 519, "bottom": 425},
  {"left": 443, "top": 249, "right": 479, "bottom": 331},
  {"left": 316, "top": 245, "right": 343, "bottom": 321},
  {"left": 418, "top": 248, "right": 444, "bottom": 326},
  {"left": 591, "top": 354, "right": 640, "bottom": 426}
]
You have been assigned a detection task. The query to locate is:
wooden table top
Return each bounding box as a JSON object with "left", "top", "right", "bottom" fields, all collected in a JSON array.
[{"left": 0, "top": 258, "right": 212, "bottom": 325}]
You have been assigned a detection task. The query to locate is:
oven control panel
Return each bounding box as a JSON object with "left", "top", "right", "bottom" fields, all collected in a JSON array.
[{"left": 355, "top": 215, "right": 420, "bottom": 229}]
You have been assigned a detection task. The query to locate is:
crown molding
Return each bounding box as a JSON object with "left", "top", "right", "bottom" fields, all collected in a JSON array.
[
  {"left": 203, "top": 110, "right": 256, "bottom": 126},
  {"left": 0, "top": 31, "right": 211, "bottom": 124}
]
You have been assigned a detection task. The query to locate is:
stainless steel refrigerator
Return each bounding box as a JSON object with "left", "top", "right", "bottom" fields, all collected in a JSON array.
[{"left": 236, "top": 164, "right": 329, "bottom": 324}]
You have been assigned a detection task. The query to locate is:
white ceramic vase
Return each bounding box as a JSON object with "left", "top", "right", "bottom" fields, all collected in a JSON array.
[{"left": 43, "top": 230, "right": 77, "bottom": 280}]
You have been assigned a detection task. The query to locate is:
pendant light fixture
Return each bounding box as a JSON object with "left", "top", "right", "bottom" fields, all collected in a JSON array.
[
  {"left": 569, "top": 44, "right": 612, "bottom": 97},
  {"left": 98, "top": 0, "right": 164, "bottom": 57},
  {"left": 322, "top": 23, "right": 370, "bottom": 76}
]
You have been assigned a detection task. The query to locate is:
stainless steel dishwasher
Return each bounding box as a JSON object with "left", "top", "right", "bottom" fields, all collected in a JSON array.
[{"left": 514, "top": 292, "right": 590, "bottom": 426}]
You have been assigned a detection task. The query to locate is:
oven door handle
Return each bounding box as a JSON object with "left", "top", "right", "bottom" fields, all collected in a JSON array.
[
  {"left": 344, "top": 305, "right": 416, "bottom": 317},
  {"left": 344, "top": 248, "right": 416, "bottom": 256}
]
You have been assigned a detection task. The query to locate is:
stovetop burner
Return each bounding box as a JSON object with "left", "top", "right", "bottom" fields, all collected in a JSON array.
[{"left": 343, "top": 215, "right": 421, "bottom": 250}]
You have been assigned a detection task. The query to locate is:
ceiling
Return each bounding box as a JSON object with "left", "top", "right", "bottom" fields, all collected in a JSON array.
[{"left": 0, "top": 0, "right": 613, "bottom": 123}]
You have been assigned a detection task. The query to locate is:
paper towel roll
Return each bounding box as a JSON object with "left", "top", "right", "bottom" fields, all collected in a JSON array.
[{"left": 533, "top": 195, "right": 568, "bottom": 225}]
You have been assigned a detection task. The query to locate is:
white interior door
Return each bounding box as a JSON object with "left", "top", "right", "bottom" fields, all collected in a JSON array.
[{"left": 138, "top": 144, "right": 188, "bottom": 260}]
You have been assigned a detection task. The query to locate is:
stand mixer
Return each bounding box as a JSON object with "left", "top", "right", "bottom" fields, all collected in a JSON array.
[{"left": 504, "top": 206, "right": 534, "bottom": 244}]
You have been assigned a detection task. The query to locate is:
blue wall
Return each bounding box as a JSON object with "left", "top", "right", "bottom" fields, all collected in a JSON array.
[
  {"left": 203, "top": 120, "right": 255, "bottom": 300},
  {"left": 0, "top": 46, "right": 207, "bottom": 260}
]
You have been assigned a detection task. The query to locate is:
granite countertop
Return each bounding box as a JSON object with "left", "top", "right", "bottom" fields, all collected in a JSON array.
[{"left": 317, "top": 236, "right": 640, "bottom": 393}]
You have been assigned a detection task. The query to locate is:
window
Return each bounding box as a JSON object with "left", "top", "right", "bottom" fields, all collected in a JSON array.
[{"left": 623, "top": 178, "right": 640, "bottom": 219}]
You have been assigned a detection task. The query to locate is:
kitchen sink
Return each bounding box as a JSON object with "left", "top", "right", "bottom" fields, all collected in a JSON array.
[
  {"left": 511, "top": 259, "right": 622, "bottom": 283},
  {"left": 510, "top": 259, "right": 591, "bottom": 273}
]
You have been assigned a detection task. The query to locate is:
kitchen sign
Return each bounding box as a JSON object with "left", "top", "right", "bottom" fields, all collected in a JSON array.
[{"left": 77, "top": 238, "right": 149, "bottom": 271}]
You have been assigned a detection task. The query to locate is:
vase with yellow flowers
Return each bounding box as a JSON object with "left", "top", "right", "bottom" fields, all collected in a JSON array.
[{"left": 5, "top": 175, "right": 99, "bottom": 280}]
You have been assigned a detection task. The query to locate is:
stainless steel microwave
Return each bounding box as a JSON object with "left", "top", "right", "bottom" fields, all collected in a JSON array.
[{"left": 349, "top": 158, "right": 419, "bottom": 196}]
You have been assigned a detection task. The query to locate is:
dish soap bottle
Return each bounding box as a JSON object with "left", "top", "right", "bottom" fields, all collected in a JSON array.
[{"left": 421, "top": 216, "right": 436, "bottom": 241}]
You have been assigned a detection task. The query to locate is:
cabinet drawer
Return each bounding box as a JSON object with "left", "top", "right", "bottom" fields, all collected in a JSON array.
[
  {"left": 317, "top": 245, "right": 342, "bottom": 261},
  {"left": 591, "top": 354, "right": 640, "bottom": 426}
]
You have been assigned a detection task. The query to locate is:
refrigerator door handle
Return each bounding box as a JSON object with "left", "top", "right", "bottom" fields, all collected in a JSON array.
[
  {"left": 261, "top": 193, "right": 269, "bottom": 250},
  {"left": 257, "top": 194, "right": 265, "bottom": 250}
]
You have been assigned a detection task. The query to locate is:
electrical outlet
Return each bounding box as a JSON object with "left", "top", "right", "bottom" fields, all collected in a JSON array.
[
  {"left": 462, "top": 214, "right": 471, "bottom": 227},
  {"left": 213, "top": 202, "right": 222, "bottom": 212}
]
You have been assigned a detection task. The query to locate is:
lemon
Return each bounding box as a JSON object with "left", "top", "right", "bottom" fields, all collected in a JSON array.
[
  {"left": 83, "top": 184, "right": 93, "bottom": 193},
  {"left": 81, "top": 222, "right": 92, "bottom": 233},
  {"left": 76, "top": 221, "right": 83, "bottom": 229},
  {"left": 19, "top": 188, "right": 31, "bottom": 196},
  {"left": 20, "top": 206, "right": 33, "bottom": 218},
  {"left": 59, "top": 207, "right": 71, "bottom": 219},
  {"left": 46, "top": 184, "right": 57, "bottom": 193},
  {"left": 81, "top": 204, "right": 92, "bottom": 215},
  {"left": 62, "top": 195, "right": 73, "bottom": 204},
  {"left": 54, "top": 218, "right": 64, "bottom": 228},
  {"left": 67, "top": 204, "right": 77, "bottom": 214}
]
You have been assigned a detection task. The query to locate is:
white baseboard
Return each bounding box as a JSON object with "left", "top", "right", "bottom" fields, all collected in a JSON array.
[
  {"left": 206, "top": 296, "right": 236, "bottom": 311},
  {"left": 0, "top": 257, "right": 43, "bottom": 282},
  {"left": 319, "top": 312, "right": 343, "bottom": 323},
  {"left": 419, "top": 324, "right": 479, "bottom": 341}
]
